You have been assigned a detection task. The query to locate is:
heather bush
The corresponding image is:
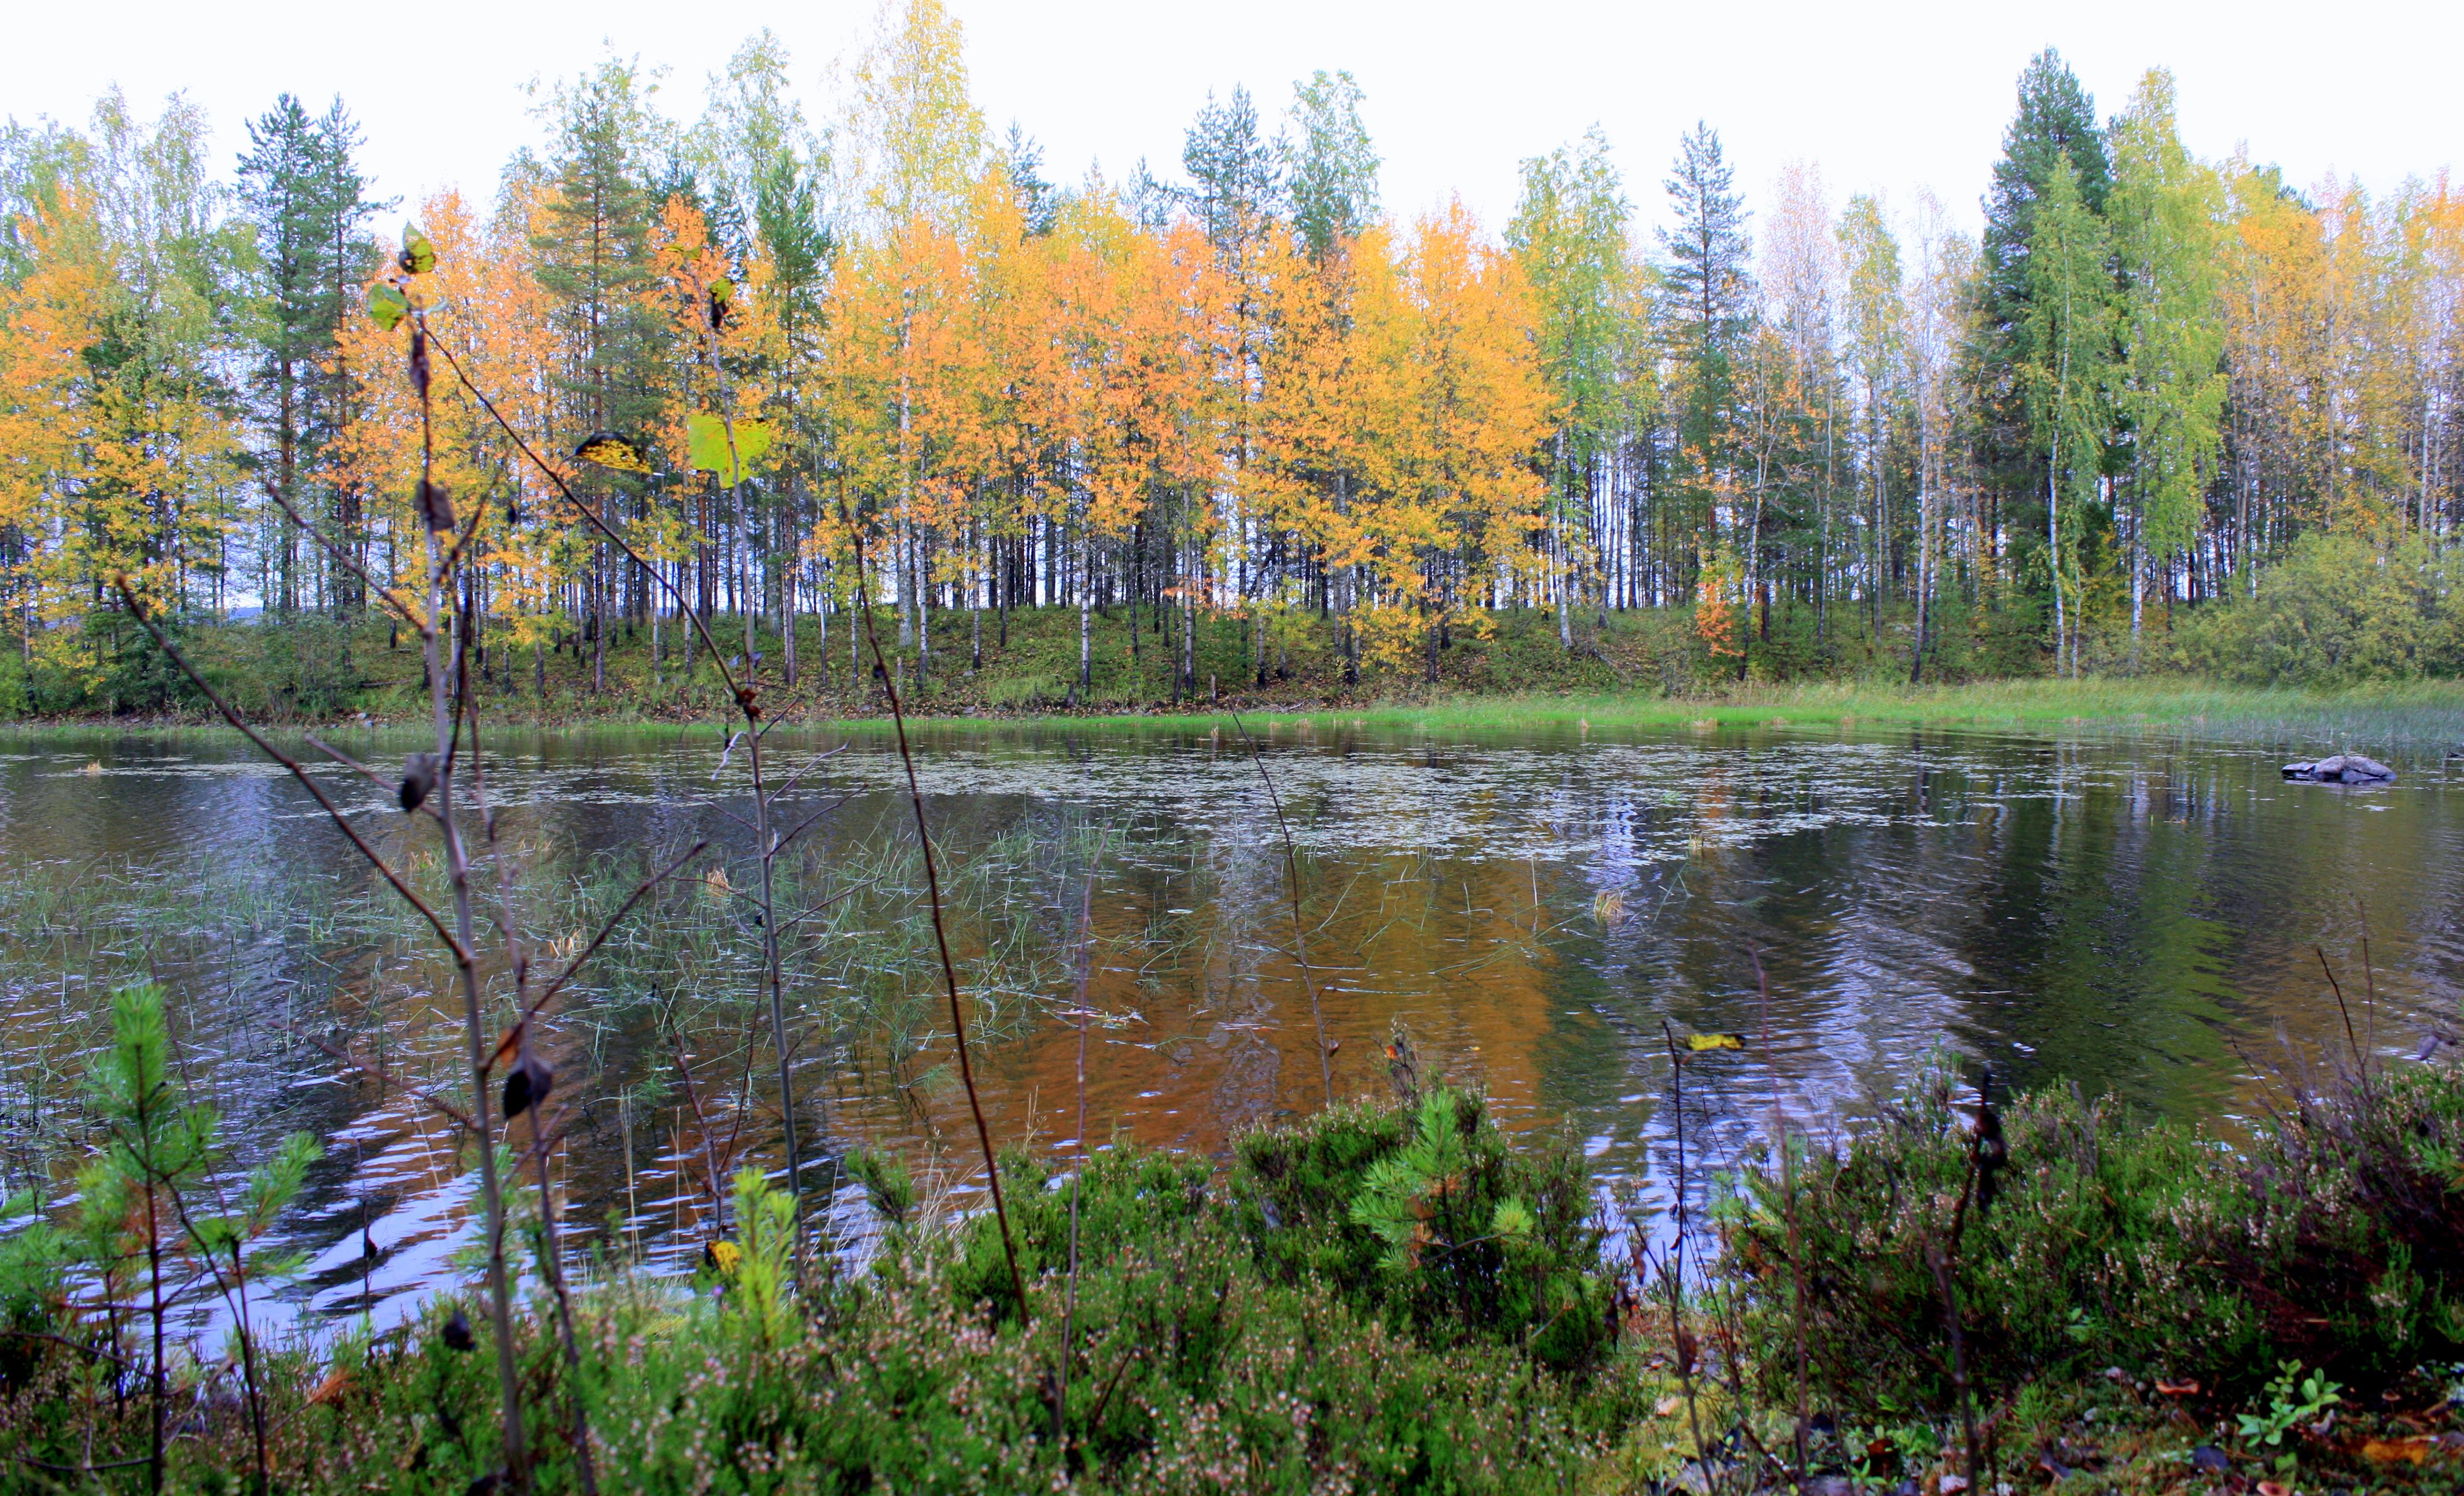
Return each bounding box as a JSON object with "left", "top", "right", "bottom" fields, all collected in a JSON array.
[
  {"left": 2220, "top": 1063, "right": 2464, "bottom": 1383},
  {"left": 1730, "top": 1069, "right": 2253, "bottom": 1412},
  {"left": 1722, "top": 1053, "right": 2464, "bottom": 1423},
  {"left": 1, "top": 1096, "right": 1631, "bottom": 1494}
]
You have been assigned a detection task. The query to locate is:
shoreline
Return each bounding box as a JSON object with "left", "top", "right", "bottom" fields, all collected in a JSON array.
[{"left": 8, "top": 676, "right": 2462, "bottom": 749}]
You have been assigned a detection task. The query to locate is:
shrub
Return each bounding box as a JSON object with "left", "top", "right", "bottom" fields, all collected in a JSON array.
[
  {"left": 1228, "top": 1086, "right": 1612, "bottom": 1371},
  {"left": 2173, "top": 533, "right": 2464, "bottom": 686},
  {"left": 2220, "top": 1064, "right": 2464, "bottom": 1383},
  {"left": 1723, "top": 1053, "right": 2464, "bottom": 1421},
  {"left": 1722, "top": 1061, "right": 2255, "bottom": 1414}
]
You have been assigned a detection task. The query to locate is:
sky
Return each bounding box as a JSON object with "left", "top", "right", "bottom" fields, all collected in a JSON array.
[{"left": 6, "top": 0, "right": 2461, "bottom": 245}]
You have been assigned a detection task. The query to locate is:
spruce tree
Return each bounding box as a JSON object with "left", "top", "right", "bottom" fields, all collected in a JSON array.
[
  {"left": 1658, "top": 122, "right": 1753, "bottom": 556},
  {"left": 1974, "top": 49, "right": 2114, "bottom": 627}
]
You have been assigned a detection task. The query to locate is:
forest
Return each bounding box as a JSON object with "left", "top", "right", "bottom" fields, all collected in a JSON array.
[{"left": 3, "top": 3, "right": 2462, "bottom": 718}]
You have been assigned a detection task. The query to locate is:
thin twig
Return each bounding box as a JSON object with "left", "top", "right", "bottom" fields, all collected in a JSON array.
[
  {"left": 259, "top": 484, "right": 423, "bottom": 626},
  {"left": 849, "top": 522, "right": 1030, "bottom": 1323},
  {"left": 2316, "top": 946, "right": 2365, "bottom": 1076},
  {"left": 1229, "top": 713, "right": 1333, "bottom": 1107},
  {"left": 111, "top": 581, "right": 464, "bottom": 959},
  {"left": 1057, "top": 851, "right": 1101, "bottom": 1440}
]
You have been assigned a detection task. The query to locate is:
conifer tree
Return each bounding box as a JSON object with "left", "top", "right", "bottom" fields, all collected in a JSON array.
[
  {"left": 534, "top": 57, "right": 663, "bottom": 690},
  {"left": 237, "top": 93, "right": 377, "bottom": 617},
  {"left": 1976, "top": 48, "right": 2112, "bottom": 620},
  {"left": 1659, "top": 122, "right": 1754, "bottom": 580}
]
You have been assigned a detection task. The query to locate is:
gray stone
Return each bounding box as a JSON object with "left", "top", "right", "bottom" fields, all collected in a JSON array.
[{"left": 2282, "top": 754, "right": 2395, "bottom": 784}]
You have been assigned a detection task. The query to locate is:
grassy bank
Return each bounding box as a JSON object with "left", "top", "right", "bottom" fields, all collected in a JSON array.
[
  {"left": 10, "top": 983, "right": 2464, "bottom": 1491},
  {"left": 12, "top": 601, "right": 2464, "bottom": 753}
]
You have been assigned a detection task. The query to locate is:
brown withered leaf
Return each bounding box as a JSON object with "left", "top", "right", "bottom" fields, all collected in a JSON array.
[{"left": 2358, "top": 1436, "right": 2436, "bottom": 1466}]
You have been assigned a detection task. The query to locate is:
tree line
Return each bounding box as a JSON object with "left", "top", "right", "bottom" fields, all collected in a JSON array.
[{"left": 3, "top": 6, "right": 2461, "bottom": 709}]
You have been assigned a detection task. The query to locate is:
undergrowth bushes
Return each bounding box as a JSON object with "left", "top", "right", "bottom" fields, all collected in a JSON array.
[
  {"left": 0, "top": 1086, "right": 1635, "bottom": 1494},
  {"left": 16, "top": 1047, "right": 2464, "bottom": 1490},
  {"left": 1723, "top": 1054, "right": 2464, "bottom": 1421}
]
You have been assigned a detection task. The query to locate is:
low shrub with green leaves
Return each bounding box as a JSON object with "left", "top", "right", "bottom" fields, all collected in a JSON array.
[
  {"left": 1722, "top": 1069, "right": 2254, "bottom": 1414},
  {"left": 20, "top": 1032, "right": 2464, "bottom": 1491},
  {"left": 0, "top": 1084, "right": 1634, "bottom": 1494},
  {"left": 1228, "top": 1086, "right": 1612, "bottom": 1371},
  {"left": 1721, "top": 1055, "right": 2464, "bottom": 1420}
]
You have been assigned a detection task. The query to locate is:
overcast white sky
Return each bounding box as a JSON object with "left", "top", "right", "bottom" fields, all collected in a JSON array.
[{"left": 8, "top": 0, "right": 2461, "bottom": 243}]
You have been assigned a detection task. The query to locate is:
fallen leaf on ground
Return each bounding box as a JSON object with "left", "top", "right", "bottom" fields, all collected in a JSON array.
[
  {"left": 2156, "top": 1377, "right": 2200, "bottom": 1396},
  {"left": 2359, "top": 1435, "right": 2436, "bottom": 1465}
]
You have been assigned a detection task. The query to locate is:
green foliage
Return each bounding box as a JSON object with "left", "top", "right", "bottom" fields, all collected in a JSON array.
[
  {"left": 720, "top": 1167, "right": 797, "bottom": 1348},
  {"left": 842, "top": 1145, "right": 915, "bottom": 1229},
  {"left": 1727, "top": 1054, "right": 2464, "bottom": 1424},
  {"left": 1, "top": 982, "right": 320, "bottom": 1479},
  {"left": 1723, "top": 1058, "right": 2256, "bottom": 1413},
  {"left": 2174, "top": 533, "right": 2464, "bottom": 685},
  {"left": 1231, "top": 1086, "right": 1612, "bottom": 1370},
  {"left": 685, "top": 412, "right": 773, "bottom": 484},
  {"left": 2235, "top": 1359, "right": 2342, "bottom": 1448},
  {"left": 2221, "top": 1062, "right": 2464, "bottom": 1383}
]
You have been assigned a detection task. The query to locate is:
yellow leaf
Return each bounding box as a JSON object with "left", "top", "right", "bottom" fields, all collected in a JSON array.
[
  {"left": 1685, "top": 1033, "right": 1745, "bottom": 1052},
  {"left": 573, "top": 432, "right": 651, "bottom": 474}
]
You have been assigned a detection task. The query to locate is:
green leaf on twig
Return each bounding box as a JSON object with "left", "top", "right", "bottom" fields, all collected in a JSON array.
[
  {"left": 687, "top": 412, "right": 773, "bottom": 485},
  {"left": 366, "top": 282, "right": 410, "bottom": 331}
]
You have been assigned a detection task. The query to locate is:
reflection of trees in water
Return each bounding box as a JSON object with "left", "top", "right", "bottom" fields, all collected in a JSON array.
[{"left": 5, "top": 728, "right": 2459, "bottom": 1326}]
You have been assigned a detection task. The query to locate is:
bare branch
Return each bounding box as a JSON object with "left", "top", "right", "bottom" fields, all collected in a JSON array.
[
  {"left": 769, "top": 792, "right": 856, "bottom": 860},
  {"left": 112, "top": 577, "right": 468, "bottom": 960},
  {"left": 521, "top": 841, "right": 711, "bottom": 1023},
  {"left": 423, "top": 329, "right": 744, "bottom": 706},
  {"left": 261, "top": 486, "right": 424, "bottom": 627}
]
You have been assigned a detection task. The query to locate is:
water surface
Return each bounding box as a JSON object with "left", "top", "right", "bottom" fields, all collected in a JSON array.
[{"left": 2, "top": 717, "right": 2457, "bottom": 1334}]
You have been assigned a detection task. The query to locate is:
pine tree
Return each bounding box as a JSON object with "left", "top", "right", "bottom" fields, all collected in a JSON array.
[
  {"left": 533, "top": 57, "right": 663, "bottom": 690},
  {"left": 237, "top": 94, "right": 377, "bottom": 617},
  {"left": 1182, "top": 85, "right": 1284, "bottom": 257}
]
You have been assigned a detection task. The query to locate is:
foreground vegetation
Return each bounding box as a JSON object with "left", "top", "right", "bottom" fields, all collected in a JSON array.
[{"left": 10, "top": 981, "right": 2464, "bottom": 1492}]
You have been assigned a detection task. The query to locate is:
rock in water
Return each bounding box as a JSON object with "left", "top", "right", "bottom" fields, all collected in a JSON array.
[{"left": 2282, "top": 754, "right": 2396, "bottom": 784}]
